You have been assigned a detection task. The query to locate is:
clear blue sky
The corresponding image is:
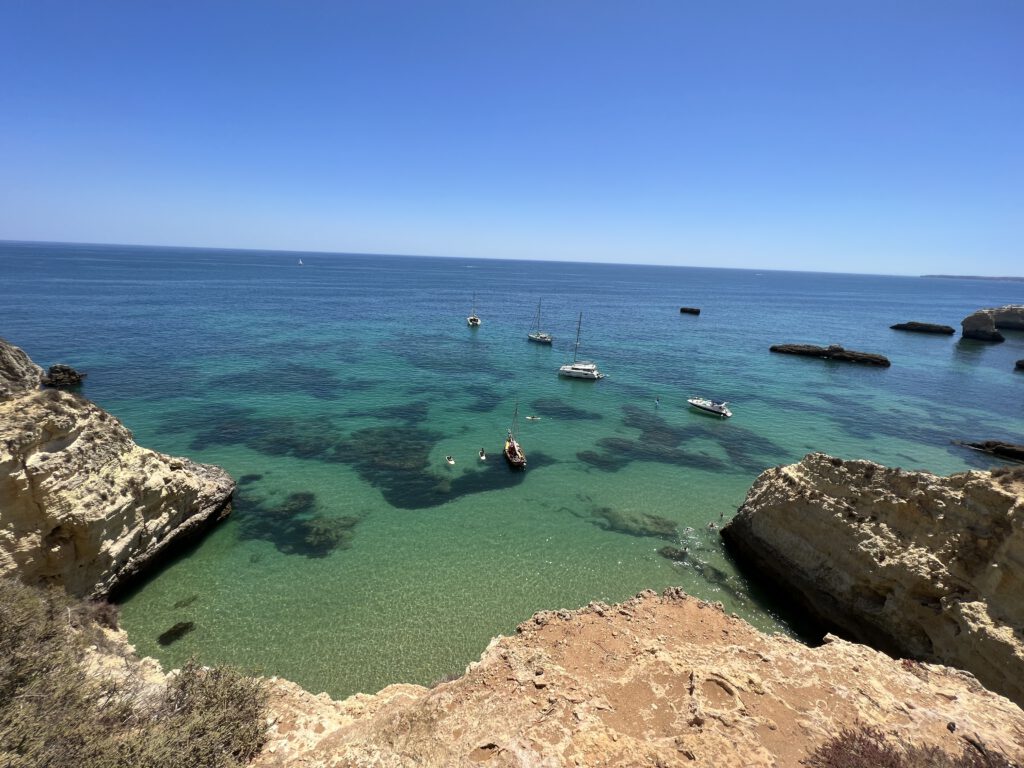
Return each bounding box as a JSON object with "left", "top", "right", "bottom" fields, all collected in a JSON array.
[{"left": 1, "top": 1, "right": 1021, "bottom": 275}]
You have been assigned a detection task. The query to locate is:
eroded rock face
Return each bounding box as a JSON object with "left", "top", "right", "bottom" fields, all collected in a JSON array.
[
  {"left": 253, "top": 589, "right": 1024, "bottom": 768},
  {"left": 41, "top": 363, "right": 87, "bottom": 388},
  {"left": 0, "top": 337, "right": 42, "bottom": 400},
  {"left": 721, "top": 453, "right": 1024, "bottom": 708},
  {"left": 961, "top": 305, "right": 1024, "bottom": 342},
  {"left": 0, "top": 344, "right": 234, "bottom": 598},
  {"left": 890, "top": 321, "right": 955, "bottom": 335}
]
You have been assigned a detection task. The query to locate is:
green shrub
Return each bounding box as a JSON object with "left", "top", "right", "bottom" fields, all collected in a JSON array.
[{"left": 0, "top": 578, "right": 267, "bottom": 767}]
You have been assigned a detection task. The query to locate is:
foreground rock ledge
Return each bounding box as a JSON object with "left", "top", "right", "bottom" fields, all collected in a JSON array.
[
  {"left": 721, "top": 452, "right": 1024, "bottom": 709},
  {"left": 0, "top": 339, "right": 234, "bottom": 598},
  {"left": 254, "top": 589, "right": 1024, "bottom": 768}
]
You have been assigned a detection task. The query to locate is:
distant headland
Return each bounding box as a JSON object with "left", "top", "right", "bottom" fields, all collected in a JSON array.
[{"left": 922, "top": 274, "right": 1024, "bottom": 282}]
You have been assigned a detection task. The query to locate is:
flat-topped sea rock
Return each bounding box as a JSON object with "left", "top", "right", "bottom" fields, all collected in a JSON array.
[
  {"left": 721, "top": 452, "right": 1024, "bottom": 708},
  {"left": 890, "top": 321, "right": 955, "bottom": 334},
  {"left": 0, "top": 338, "right": 234, "bottom": 598},
  {"left": 769, "top": 343, "right": 891, "bottom": 366},
  {"left": 679, "top": 306, "right": 701, "bottom": 315},
  {"left": 961, "top": 304, "right": 1024, "bottom": 342},
  {"left": 956, "top": 440, "right": 1024, "bottom": 463}
]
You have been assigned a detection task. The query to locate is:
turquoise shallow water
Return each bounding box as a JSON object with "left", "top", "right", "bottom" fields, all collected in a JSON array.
[{"left": 2, "top": 241, "right": 1022, "bottom": 697}]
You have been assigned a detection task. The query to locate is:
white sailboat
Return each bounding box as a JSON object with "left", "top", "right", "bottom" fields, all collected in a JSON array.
[
  {"left": 527, "top": 298, "right": 553, "bottom": 344},
  {"left": 558, "top": 312, "right": 604, "bottom": 379},
  {"left": 467, "top": 293, "right": 481, "bottom": 327}
]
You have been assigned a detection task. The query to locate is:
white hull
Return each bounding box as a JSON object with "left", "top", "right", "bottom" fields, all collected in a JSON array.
[
  {"left": 687, "top": 397, "right": 732, "bottom": 418},
  {"left": 559, "top": 362, "right": 604, "bottom": 379},
  {"left": 528, "top": 332, "right": 552, "bottom": 344},
  {"left": 467, "top": 315, "right": 481, "bottom": 327}
]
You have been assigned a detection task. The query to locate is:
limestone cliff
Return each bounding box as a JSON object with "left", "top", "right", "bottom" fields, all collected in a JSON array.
[
  {"left": 961, "top": 304, "right": 1024, "bottom": 342},
  {"left": 0, "top": 341, "right": 234, "bottom": 598},
  {"left": 254, "top": 589, "right": 1024, "bottom": 767},
  {"left": 0, "top": 336, "right": 43, "bottom": 400},
  {"left": 721, "top": 453, "right": 1024, "bottom": 708}
]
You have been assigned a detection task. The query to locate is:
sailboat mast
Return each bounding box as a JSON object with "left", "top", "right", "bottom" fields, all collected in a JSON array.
[{"left": 573, "top": 312, "right": 582, "bottom": 363}]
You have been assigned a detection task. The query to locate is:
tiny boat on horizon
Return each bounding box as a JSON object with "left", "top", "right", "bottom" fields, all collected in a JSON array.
[{"left": 687, "top": 397, "right": 732, "bottom": 418}]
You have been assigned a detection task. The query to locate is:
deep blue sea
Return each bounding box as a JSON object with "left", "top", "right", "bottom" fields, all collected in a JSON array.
[{"left": 2, "top": 240, "right": 1022, "bottom": 697}]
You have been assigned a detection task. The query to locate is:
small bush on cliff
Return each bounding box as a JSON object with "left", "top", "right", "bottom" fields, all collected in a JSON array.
[
  {"left": 804, "top": 725, "right": 1018, "bottom": 768},
  {"left": 0, "top": 578, "right": 267, "bottom": 767}
]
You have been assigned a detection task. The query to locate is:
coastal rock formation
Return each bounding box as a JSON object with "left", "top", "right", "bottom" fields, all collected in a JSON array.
[
  {"left": 41, "top": 363, "right": 87, "bottom": 387},
  {"left": 0, "top": 337, "right": 42, "bottom": 399},
  {"left": 1017, "top": 359, "right": 1024, "bottom": 371},
  {"left": 0, "top": 339, "right": 234, "bottom": 598},
  {"left": 956, "top": 440, "right": 1024, "bottom": 463},
  {"left": 679, "top": 306, "right": 701, "bottom": 315},
  {"left": 721, "top": 453, "right": 1024, "bottom": 708},
  {"left": 961, "top": 304, "right": 1024, "bottom": 342},
  {"left": 890, "top": 321, "right": 955, "bottom": 335},
  {"left": 769, "top": 344, "right": 891, "bottom": 367},
  {"left": 253, "top": 589, "right": 1024, "bottom": 767}
]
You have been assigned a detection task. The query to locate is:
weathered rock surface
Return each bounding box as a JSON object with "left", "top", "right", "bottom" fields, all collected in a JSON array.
[
  {"left": 961, "top": 304, "right": 1024, "bottom": 342},
  {"left": 721, "top": 453, "right": 1024, "bottom": 708},
  {"left": 0, "top": 340, "right": 234, "bottom": 598},
  {"left": 0, "top": 337, "right": 42, "bottom": 400},
  {"left": 41, "top": 363, "right": 87, "bottom": 387},
  {"left": 769, "top": 344, "right": 891, "bottom": 367},
  {"left": 890, "top": 321, "right": 955, "bottom": 335},
  {"left": 956, "top": 440, "right": 1024, "bottom": 463},
  {"left": 253, "top": 589, "right": 1024, "bottom": 767}
]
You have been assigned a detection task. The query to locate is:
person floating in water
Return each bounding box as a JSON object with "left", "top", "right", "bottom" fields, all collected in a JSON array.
[
  {"left": 445, "top": 455, "right": 455, "bottom": 465},
  {"left": 479, "top": 448, "right": 487, "bottom": 461},
  {"left": 655, "top": 397, "right": 660, "bottom": 409}
]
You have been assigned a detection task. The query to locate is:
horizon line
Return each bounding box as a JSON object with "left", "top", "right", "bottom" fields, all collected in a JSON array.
[{"left": 2, "top": 237, "right": 1020, "bottom": 281}]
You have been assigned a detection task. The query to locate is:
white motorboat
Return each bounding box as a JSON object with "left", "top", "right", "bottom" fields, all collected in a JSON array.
[
  {"left": 687, "top": 397, "right": 732, "bottom": 418},
  {"left": 559, "top": 312, "right": 604, "bottom": 379},
  {"left": 527, "top": 298, "right": 553, "bottom": 344}
]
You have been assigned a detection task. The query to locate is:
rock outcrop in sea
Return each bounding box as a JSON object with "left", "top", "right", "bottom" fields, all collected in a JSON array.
[
  {"left": 961, "top": 304, "right": 1024, "bottom": 342},
  {"left": 721, "top": 452, "right": 1024, "bottom": 708},
  {"left": 956, "top": 440, "right": 1024, "bottom": 463},
  {"left": 0, "top": 337, "right": 234, "bottom": 598},
  {"left": 41, "top": 362, "right": 87, "bottom": 387},
  {"left": 890, "top": 321, "right": 955, "bottom": 334},
  {"left": 679, "top": 306, "right": 701, "bottom": 315},
  {"left": 1017, "top": 359, "right": 1024, "bottom": 371},
  {"left": 252, "top": 589, "right": 1024, "bottom": 767},
  {"left": 768, "top": 343, "right": 891, "bottom": 366}
]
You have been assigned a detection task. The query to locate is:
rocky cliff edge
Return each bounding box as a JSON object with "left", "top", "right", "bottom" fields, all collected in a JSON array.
[
  {"left": 0, "top": 338, "right": 234, "bottom": 598},
  {"left": 254, "top": 589, "right": 1024, "bottom": 767},
  {"left": 721, "top": 453, "right": 1024, "bottom": 709}
]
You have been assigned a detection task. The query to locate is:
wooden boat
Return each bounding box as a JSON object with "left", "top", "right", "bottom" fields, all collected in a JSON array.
[{"left": 503, "top": 403, "right": 526, "bottom": 469}]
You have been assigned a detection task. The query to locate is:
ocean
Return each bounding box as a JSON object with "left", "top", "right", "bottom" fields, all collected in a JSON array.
[{"left": 2, "top": 240, "right": 1022, "bottom": 698}]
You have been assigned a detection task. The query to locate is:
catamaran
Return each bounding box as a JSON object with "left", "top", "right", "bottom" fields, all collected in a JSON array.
[
  {"left": 558, "top": 312, "right": 604, "bottom": 380},
  {"left": 527, "top": 298, "right": 553, "bottom": 344}
]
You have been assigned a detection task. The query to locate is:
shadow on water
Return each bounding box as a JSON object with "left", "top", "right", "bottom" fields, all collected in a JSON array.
[
  {"left": 234, "top": 489, "right": 363, "bottom": 558},
  {"left": 530, "top": 397, "right": 603, "bottom": 421},
  {"left": 206, "top": 362, "right": 365, "bottom": 400}
]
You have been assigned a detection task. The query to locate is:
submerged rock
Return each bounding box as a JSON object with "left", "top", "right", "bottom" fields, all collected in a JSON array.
[
  {"left": 157, "top": 621, "right": 195, "bottom": 646},
  {"left": 769, "top": 344, "right": 891, "bottom": 366},
  {"left": 721, "top": 452, "right": 1024, "bottom": 708},
  {"left": 890, "top": 321, "right": 955, "bottom": 335},
  {"left": 41, "top": 363, "right": 87, "bottom": 388},
  {"left": 960, "top": 304, "right": 1024, "bottom": 342},
  {"left": 0, "top": 338, "right": 235, "bottom": 598}
]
